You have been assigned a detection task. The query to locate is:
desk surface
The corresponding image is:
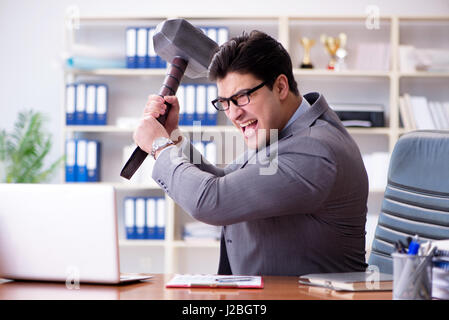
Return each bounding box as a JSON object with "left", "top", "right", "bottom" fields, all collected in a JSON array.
[{"left": 0, "top": 274, "right": 392, "bottom": 300}]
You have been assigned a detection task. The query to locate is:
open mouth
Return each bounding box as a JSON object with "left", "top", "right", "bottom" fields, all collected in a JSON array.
[{"left": 239, "top": 119, "right": 258, "bottom": 139}]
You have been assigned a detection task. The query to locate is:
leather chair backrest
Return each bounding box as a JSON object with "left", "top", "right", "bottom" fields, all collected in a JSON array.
[{"left": 368, "top": 131, "right": 449, "bottom": 274}]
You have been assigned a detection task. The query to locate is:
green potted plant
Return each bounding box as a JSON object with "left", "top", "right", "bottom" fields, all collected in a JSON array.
[{"left": 0, "top": 110, "right": 63, "bottom": 183}]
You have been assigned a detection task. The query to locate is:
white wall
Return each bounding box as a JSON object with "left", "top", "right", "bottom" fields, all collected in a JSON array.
[{"left": 0, "top": 0, "right": 448, "bottom": 181}]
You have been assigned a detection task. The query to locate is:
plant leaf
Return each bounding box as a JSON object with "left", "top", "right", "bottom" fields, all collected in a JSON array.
[{"left": 4, "top": 110, "right": 61, "bottom": 183}]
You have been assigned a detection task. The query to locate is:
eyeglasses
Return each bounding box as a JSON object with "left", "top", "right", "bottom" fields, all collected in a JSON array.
[{"left": 211, "top": 81, "right": 267, "bottom": 111}]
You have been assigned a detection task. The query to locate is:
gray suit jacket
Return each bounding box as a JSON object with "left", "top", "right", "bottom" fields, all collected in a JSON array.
[{"left": 153, "top": 92, "right": 369, "bottom": 276}]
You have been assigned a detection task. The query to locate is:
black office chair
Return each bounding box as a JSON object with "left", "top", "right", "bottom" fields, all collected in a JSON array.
[{"left": 368, "top": 130, "right": 449, "bottom": 274}]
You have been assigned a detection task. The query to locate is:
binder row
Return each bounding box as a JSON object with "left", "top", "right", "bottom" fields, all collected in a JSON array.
[
  {"left": 193, "top": 141, "right": 217, "bottom": 165},
  {"left": 125, "top": 25, "right": 229, "bottom": 69},
  {"left": 124, "top": 197, "right": 166, "bottom": 240},
  {"left": 178, "top": 84, "right": 218, "bottom": 126},
  {"left": 66, "top": 83, "right": 108, "bottom": 125},
  {"left": 199, "top": 26, "right": 229, "bottom": 46},
  {"left": 65, "top": 139, "right": 101, "bottom": 182},
  {"left": 126, "top": 27, "right": 167, "bottom": 69}
]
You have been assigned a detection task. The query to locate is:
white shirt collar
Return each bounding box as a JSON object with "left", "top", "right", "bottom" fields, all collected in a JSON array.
[{"left": 282, "top": 96, "right": 311, "bottom": 133}]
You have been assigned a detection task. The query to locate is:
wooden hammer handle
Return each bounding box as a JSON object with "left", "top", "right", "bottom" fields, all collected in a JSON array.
[
  {"left": 120, "top": 57, "right": 188, "bottom": 180},
  {"left": 157, "top": 57, "right": 188, "bottom": 125}
]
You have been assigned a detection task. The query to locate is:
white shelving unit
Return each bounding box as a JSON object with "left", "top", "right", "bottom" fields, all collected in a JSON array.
[{"left": 62, "top": 14, "right": 449, "bottom": 274}]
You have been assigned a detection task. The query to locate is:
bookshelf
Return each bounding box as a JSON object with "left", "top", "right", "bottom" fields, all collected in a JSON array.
[
  {"left": 397, "top": 16, "right": 449, "bottom": 132},
  {"left": 62, "top": 14, "right": 449, "bottom": 274}
]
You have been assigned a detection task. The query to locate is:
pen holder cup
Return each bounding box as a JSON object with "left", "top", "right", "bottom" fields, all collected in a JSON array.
[{"left": 392, "top": 252, "right": 433, "bottom": 300}]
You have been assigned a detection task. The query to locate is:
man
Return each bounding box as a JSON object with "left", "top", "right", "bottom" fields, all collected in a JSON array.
[{"left": 133, "top": 31, "right": 369, "bottom": 276}]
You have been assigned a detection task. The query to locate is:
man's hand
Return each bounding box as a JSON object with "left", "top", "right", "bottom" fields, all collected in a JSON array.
[
  {"left": 133, "top": 95, "right": 182, "bottom": 154},
  {"left": 144, "top": 95, "right": 180, "bottom": 136},
  {"left": 133, "top": 115, "right": 169, "bottom": 154}
]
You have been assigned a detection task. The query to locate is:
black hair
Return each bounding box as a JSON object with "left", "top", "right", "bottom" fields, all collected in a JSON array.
[{"left": 208, "top": 30, "right": 299, "bottom": 96}]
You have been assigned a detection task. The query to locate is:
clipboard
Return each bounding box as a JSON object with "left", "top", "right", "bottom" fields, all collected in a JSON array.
[
  {"left": 298, "top": 271, "right": 393, "bottom": 292},
  {"left": 165, "top": 274, "right": 264, "bottom": 289}
]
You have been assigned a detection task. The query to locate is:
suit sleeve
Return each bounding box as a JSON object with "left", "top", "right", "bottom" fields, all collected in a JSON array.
[
  {"left": 176, "top": 135, "right": 227, "bottom": 177},
  {"left": 176, "top": 135, "right": 242, "bottom": 177},
  {"left": 152, "top": 139, "right": 337, "bottom": 226}
]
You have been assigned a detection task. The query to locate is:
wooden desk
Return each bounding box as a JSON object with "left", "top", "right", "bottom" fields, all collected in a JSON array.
[{"left": 0, "top": 274, "right": 392, "bottom": 300}]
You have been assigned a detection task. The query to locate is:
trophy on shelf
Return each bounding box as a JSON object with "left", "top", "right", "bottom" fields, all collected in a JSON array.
[
  {"left": 299, "top": 37, "right": 315, "bottom": 69},
  {"left": 320, "top": 33, "right": 348, "bottom": 70}
]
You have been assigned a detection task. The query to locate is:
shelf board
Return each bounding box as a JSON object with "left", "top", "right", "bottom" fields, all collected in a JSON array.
[
  {"left": 65, "top": 125, "right": 238, "bottom": 133},
  {"left": 65, "top": 125, "right": 133, "bottom": 133},
  {"left": 119, "top": 240, "right": 166, "bottom": 247},
  {"left": 77, "top": 14, "right": 281, "bottom": 22},
  {"left": 65, "top": 125, "right": 390, "bottom": 135},
  {"left": 118, "top": 240, "right": 220, "bottom": 248},
  {"left": 173, "top": 240, "right": 220, "bottom": 248},
  {"left": 399, "top": 72, "right": 449, "bottom": 78},
  {"left": 65, "top": 182, "right": 161, "bottom": 190},
  {"left": 65, "top": 68, "right": 167, "bottom": 76},
  {"left": 66, "top": 68, "right": 394, "bottom": 78},
  {"left": 180, "top": 125, "right": 238, "bottom": 133},
  {"left": 79, "top": 15, "right": 167, "bottom": 22},
  {"left": 398, "top": 16, "right": 449, "bottom": 21},
  {"left": 77, "top": 14, "right": 398, "bottom": 22},
  {"left": 346, "top": 127, "right": 391, "bottom": 135},
  {"left": 113, "top": 183, "right": 161, "bottom": 190},
  {"left": 293, "top": 69, "right": 391, "bottom": 78}
]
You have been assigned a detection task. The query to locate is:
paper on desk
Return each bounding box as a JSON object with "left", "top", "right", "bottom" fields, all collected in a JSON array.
[{"left": 166, "top": 274, "right": 263, "bottom": 288}]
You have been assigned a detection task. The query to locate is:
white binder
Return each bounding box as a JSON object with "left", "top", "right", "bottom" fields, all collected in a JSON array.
[
  {"left": 207, "top": 27, "right": 218, "bottom": 43},
  {"left": 86, "top": 140, "right": 99, "bottom": 182},
  {"left": 137, "top": 27, "right": 148, "bottom": 68},
  {"left": 126, "top": 28, "right": 137, "bottom": 67},
  {"left": 146, "top": 198, "right": 157, "bottom": 239},
  {"left": 217, "top": 27, "right": 229, "bottom": 46},
  {"left": 96, "top": 85, "right": 107, "bottom": 125},
  {"left": 76, "top": 139, "right": 87, "bottom": 182},
  {"left": 65, "top": 139, "right": 77, "bottom": 182},
  {"left": 135, "top": 198, "right": 146, "bottom": 239},
  {"left": 86, "top": 84, "right": 96, "bottom": 125},
  {"left": 185, "top": 85, "right": 196, "bottom": 125},
  {"left": 75, "top": 84, "right": 86, "bottom": 125},
  {"left": 124, "top": 198, "right": 135, "bottom": 239},
  {"left": 156, "top": 198, "right": 166, "bottom": 239},
  {"left": 207, "top": 85, "right": 218, "bottom": 125},
  {"left": 66, "top": 84, "right": 76, "bottom": 125},
  {"left": 147, "top": 27, "right": 157, "bottom": 68},
  {"left": 196, "top": 84, "right": 207, "bottom": 124}
]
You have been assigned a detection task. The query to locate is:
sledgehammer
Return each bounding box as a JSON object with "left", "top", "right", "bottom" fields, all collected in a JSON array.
[{"left": 120, "top": 19, "right": 218, "bottom": 179}]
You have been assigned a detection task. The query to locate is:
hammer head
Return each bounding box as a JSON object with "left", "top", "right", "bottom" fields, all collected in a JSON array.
[{"left": 154, "top": 19, "right": 219, "bottom": 79}]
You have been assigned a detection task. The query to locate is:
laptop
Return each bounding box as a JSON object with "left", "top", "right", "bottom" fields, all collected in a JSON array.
[{"left": 0, "top": 183, "right": 152, "bottom": 284}]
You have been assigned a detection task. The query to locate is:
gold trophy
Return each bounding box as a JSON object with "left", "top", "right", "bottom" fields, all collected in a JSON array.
[
  {"left": 320, "top": 33, "right": 347, "bottom": 70},
  {"left": 299, "top": 37, "right": 315, "bottom": 69}
]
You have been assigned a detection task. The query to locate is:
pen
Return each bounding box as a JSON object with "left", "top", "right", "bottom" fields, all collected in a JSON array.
[
  {"left": 399, "top": 240, "right": 408, "bottom": 253},
  {"left": 215, "top": 277, "right": 254, "bottom": 282},
  {"left": 406, "top": 236, "right": 412, "bottom": 247},
  {"left": 411, "top": 246, "right": 437, "bottom": 284},
  {"left": 394, "top": 240, "right": 407, "bottom": 253},
  {"left": 418, "top": 240, "right": 432, "bottom": 256},
  {"left": 408, "top": 235, "right": 420, "bottom": 255},
  {"left": 190, "top": 283, "right": 238, "bottom": 287}
]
